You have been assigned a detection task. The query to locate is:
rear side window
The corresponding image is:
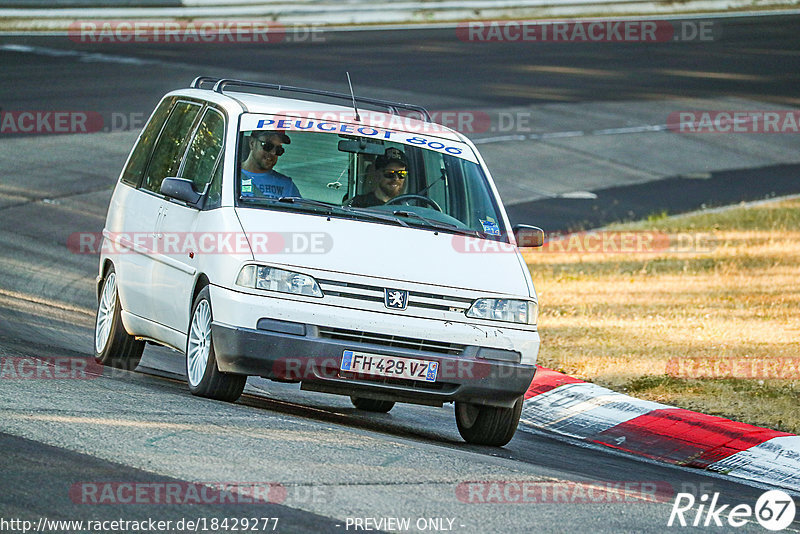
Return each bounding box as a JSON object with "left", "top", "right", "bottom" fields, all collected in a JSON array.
[
  {"left": 120, "top": 98, "right": 173, "bottom": 187},
  {"left": 180, "top": 108, "right": 225, "bottom": 209},
  {"left": 142, "top": 101, "right": 202, "bottom": 194}
]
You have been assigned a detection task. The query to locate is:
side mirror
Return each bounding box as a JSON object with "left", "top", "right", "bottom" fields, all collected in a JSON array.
[
  {"left": 161, "top": 177, "right": 203, "bottom": 208},
  {"left": 513, "top": 224, "right": 544, "bottom": 248}
]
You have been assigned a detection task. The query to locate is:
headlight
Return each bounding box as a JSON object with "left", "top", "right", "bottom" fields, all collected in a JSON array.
[
  {"left": 466, "top": 298, "right": 537, "bottom": 325},
  {"left": 236, "top": 265, "right": 323, "bottom": 298}
]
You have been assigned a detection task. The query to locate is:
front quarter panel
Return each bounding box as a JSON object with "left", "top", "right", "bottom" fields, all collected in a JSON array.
[{"left": 190, "top": 205, "right": 254, "bottom": 305}]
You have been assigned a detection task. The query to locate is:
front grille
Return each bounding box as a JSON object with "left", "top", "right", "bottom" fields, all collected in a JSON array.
[
  {"left": 318, "top": 327, "right": 465, "bottom": 355},
  {"left": 322, "top": 289, "right": 383, "bottom": 304},
  {"left": 318, "top": 279, "right": 472, "bottom": 313}
]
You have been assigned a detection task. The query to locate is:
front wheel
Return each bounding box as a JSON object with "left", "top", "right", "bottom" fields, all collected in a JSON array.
[
  {"left": 350, "top": 396, "right": 395, "bottom": 413},
  {"left": 94, "top": 265, "right": 144, "bottom": 370},
  {"left": 186, "top": 286, "right": 246, "bottom": 402},
  {"left": 455, "top": 396, "right": 523, "bottom": 447}
]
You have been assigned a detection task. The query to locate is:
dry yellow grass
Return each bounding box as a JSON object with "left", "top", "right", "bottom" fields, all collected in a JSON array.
[{"left": 524, "top": 197, "right": 800, "bottom": 433}]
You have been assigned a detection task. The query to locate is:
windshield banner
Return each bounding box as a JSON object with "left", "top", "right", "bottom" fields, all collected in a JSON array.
[{"left": 239, "top": 114, "right": 479, "bottom": 164}]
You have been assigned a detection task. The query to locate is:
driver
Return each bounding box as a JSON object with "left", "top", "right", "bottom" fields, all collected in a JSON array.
[{"left": 349, "top": 151, "right": 408, "bottom": 208}]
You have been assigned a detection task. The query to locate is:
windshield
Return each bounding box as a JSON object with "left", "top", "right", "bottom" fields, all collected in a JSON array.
[{"left": 236, "top": 114, "right": 508, "bottom": 240}]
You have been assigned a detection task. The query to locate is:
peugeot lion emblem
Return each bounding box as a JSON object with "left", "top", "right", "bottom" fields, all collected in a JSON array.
[{"left": 384, "top": 289, "right": 408, "bottom": 310}]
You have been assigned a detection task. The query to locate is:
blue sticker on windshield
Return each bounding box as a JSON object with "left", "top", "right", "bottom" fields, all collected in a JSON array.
[{"left": 480, "top": 220, "right": 500, "bottom": 235}]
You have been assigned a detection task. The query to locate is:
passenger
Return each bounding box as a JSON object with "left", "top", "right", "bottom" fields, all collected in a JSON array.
[
  {"left": 349, "top": 151, "right": 408, "bottom": 208},
  {"left": 240, "top": 130, "right": 301, "bottom": 199}
]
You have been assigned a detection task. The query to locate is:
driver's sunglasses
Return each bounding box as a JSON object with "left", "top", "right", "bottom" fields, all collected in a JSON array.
[
  {"left": 256, "top": 139, "right": 285, "bottom": 156},
  {"left": 382, "top": 169, "right": 408, "bottom": 180}
]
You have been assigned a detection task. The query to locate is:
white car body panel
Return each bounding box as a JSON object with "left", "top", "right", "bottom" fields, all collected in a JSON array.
[
  {"left": 234, "top": 207, "right": 531, "bottom": 296},
  {"left": 97, "top": 82, "right": 542, "bottom": 418},
  {"left": 210, "top": 285, "right": 540, "bottom": 367}
]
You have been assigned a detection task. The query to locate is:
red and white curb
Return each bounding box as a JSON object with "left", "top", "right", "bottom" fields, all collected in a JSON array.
[{"left": 520, "top": 367, "right": 800, "bottom": 492}]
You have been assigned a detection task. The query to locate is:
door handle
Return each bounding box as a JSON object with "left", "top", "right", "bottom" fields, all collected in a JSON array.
[
  {"left": 156, "top": 206, "right": 168, "bottom": 239},
  {"left": 152, "top": 206, "right": 162, "bottom": 239},
  {"left": 153, "top": 205, "right": 167, "bottom": 240}
]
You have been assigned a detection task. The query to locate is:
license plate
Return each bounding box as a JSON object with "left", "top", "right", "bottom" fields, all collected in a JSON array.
[{"left": 340, "top": 350, "right": 438, "bottom": 382}]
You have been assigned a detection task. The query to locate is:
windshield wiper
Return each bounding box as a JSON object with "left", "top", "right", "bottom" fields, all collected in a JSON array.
[
  {"left": 391, "top": 210, "right": 480, "bottom": 237},
  {"left": 242, "top": 196, "right": 410, "bottom": 228},
  {"left": 346, "top": 206, "right": 410, "bottom": 227},
  {"left": 279, "top": 198, "right": 412, "bottom": 227},
  {"left": 280, "top": 198, "right": 411, "bottom": 227},
  {"left": 276, "top": 196, "right": 340, "bottom": 211},
  {"left": 240, "top": 195, "right": 338, "bottom": 213}
]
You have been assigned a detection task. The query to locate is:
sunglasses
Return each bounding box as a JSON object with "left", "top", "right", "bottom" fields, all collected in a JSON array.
[
  {"left": 382, "top": 169, "right": 408, "bottom": 180},
  {"left": 256, "top": 139, "right": 285, "bottom": 156}
]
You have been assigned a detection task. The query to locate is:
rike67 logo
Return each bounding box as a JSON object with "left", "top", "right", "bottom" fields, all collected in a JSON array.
[{"left": 668, "top": 490, "right": 796, "bottom": 530}]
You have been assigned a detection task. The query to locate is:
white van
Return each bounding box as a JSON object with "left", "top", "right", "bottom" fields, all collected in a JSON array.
[{"left": 94, "top": 77, "right": 543, "bottom": 446}]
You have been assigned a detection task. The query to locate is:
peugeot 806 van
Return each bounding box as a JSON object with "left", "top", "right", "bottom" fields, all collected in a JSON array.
[{"left": 94, "top": 77, "right": 543, "bottom": 446}]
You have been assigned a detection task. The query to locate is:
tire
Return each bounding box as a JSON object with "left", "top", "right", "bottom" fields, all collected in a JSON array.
[
  {"left": 186, "top": 286, "right": 246, "bottom": 402},
  {"left": 350, "top": 396, "right": 395, "bottom": 413},
  {"left": 455, "top": 396, "right": 523, "bottom": 447},
  {"left": 94, "top": 265, "right": 144, "bottom": 370}
]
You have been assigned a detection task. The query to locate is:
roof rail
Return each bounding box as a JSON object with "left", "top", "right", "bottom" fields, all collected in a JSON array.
[
  {"left": 190, "top": 76, "right": 220, "bottom": 90},
  {"left": 190, "top": 76, "right": 432, "bottom": 122}
]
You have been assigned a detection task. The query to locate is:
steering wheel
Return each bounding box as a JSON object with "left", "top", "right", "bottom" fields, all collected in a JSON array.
[{"left": 385, "top": 194, "right": 442, "bottom": 212}]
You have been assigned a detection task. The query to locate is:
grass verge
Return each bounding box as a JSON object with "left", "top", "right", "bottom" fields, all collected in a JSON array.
[{"left": 524, "top": 196, "right": 800, "bottom": 434}]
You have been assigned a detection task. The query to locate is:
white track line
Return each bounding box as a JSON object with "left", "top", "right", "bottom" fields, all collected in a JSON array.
[{"left": 0, "top": 43, "right": 156, "bottom": 66}]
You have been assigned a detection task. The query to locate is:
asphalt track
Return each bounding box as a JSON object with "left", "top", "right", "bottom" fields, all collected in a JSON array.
[
  {"left": 507, "top": 162, "right": 800, "bottom": 232},
  {"left": 1, "top": 13, "right": 799, "bottom": 533}
]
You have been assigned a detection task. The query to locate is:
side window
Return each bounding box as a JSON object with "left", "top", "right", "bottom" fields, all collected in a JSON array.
[
  {"left": 461, "top": 160, "right": 500, "bottom": 231},
  {"left": 142, "top": 101, "right": 202, "bottom": 194},
  {"left": 120, "top": 98, "right": 173, "bottom": 187},
  {"left": 180, "top": 108, "right": 225, "bottom": 209}
]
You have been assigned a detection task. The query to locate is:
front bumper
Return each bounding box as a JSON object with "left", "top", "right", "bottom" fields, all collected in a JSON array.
[{"left": 212, "top": 319, "right": 536, "bottom": 408}]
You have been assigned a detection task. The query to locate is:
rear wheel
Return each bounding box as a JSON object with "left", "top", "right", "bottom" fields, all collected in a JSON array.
[
  {"left": 350, "top": 396, "right": 395, "bottom": 413},
  {"left": 186, "top": 286, "right": 246, "bottom": 402},
  {"left": 455, "top": 396, "right": 523, "bottom": 447},
  {"left": 94, "top": 265, "right": 144, "bottom": 370}
]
